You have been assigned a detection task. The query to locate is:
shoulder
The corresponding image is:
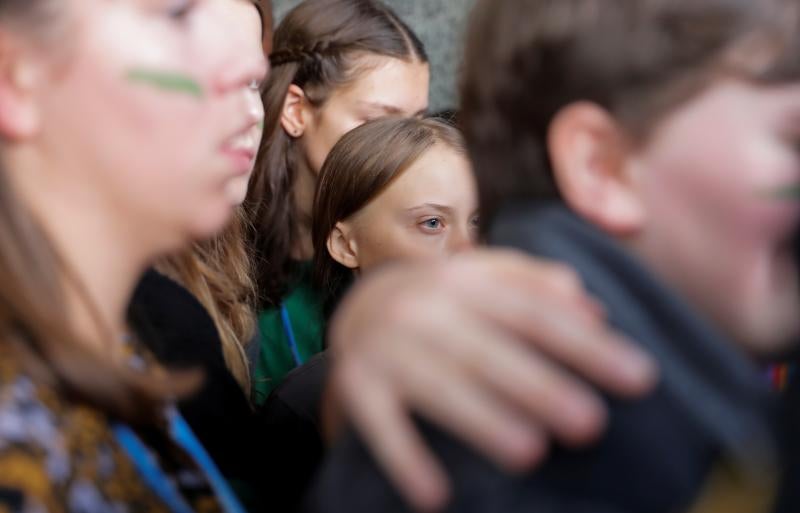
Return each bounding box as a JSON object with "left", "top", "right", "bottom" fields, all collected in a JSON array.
[
  {"left": 0, "top": 364, "right": 83, "bottom": 513},
  {"left": 308, "top": 388, "right": 721, "bottom": 513},
  {"left": 129, "top": 268, "right": 223, "bottom": 367},
  {"left": 0, "top": 360, "right": 182, "bottom": 513},
  {"left": 264, "top": 352, "right": 330, "bottom": 424}
]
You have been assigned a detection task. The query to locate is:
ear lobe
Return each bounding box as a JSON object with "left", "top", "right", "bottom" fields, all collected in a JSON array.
[
  {"left": 0, "top": 41, "right": 41, "bottom": 140},
  {"left": 280, "top": 84, "right": 310, "bottom": 139},
  {"left": 548, "top": 101, "right": 644, "bottom": 236},
  {"left": 327, "top": 222, "right": 360, "bottom": 270}
]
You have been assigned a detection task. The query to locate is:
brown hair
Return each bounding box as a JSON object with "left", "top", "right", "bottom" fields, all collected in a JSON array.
[
  {"left": 244, "top": 0, "right": 428, "bottom": 308},
  {"left": 253, "top": 0, "right": 274, "bottom": 53},
  {"left": 0, "top": 1, "right": 191, "bottom": 424},
  {"left": 460, "top": 0, "right": 800, "bottom": 230},
  {"left": 157, "top": 210, "right": 257, "bottom": 394},
  {"left": 312, "top": 117, "right": 466, "bottom": 309}
]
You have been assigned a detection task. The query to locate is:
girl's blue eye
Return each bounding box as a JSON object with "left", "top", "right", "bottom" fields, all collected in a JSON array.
[{"left": 420, "top": 218, "right": 443, "bottom": 231}]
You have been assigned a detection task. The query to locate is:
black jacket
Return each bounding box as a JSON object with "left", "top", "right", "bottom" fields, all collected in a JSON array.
[
  {"left": 257, "top": 351, "right": 331, "bottom": 512},
  {"left": 128, "top": 269, "right": 269, "bottom": 509}
]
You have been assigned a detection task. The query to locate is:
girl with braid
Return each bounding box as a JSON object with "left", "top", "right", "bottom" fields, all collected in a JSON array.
[{"left": 246, "top": 0, "right": 430, "bottom": 402}]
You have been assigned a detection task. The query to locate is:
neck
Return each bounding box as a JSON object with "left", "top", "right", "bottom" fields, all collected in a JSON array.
[
  {"left": 7, "top": 146, "right": 154, "bottom": 351},
  {"left": 291, "top": 156, "right": 316, "bottom": 261}
]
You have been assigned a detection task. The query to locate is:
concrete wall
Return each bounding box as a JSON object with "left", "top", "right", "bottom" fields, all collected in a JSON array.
[{"left": 271, "top": 0, "right": 476, "bottom": 112}]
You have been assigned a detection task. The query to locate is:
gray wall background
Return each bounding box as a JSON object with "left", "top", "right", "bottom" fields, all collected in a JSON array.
[{"left": 272, "top": 0, "right": 476, "bottom": 113}]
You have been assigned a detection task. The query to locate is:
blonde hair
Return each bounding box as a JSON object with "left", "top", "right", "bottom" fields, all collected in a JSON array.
[{"left": 158, "top": 210, "right": 257, "bottom": 395}]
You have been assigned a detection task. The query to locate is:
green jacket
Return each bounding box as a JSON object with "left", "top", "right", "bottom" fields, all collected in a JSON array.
[{"left": 253, "top": 264, "right": 326, "bottom": 405}]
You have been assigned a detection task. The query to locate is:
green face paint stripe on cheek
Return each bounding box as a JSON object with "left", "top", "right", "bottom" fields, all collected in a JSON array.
[
  {"left": 769, "top": 185, "right": 800, "bottom": 200},
  {"left": 126, "top": 68, "right": 204, "bottom": 98}
]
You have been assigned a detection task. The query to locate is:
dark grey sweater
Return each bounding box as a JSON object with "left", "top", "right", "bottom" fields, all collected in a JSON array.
[{"left": 305, "top": 204, "right": 780, "bottom": 513}]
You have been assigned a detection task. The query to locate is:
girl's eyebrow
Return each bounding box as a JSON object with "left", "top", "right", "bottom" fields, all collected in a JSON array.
[
  {"left": 358, "top": 101, "right": 403, "bottom": 115},
  {"left": 405, "top": 203, "right": 455, "bottom": 215},
  {"left": 358, "top": 101, "right": 428, "bottom": 118}
]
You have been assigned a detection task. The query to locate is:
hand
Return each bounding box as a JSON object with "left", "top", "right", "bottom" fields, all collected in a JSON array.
[{"left": 327, "top": 248, "right": 658, "bottom": 512}]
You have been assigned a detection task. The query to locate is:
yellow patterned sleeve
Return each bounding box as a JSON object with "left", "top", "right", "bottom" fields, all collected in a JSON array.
[{"left": 0, "top": 444, "right": 62, "bottom": 513}]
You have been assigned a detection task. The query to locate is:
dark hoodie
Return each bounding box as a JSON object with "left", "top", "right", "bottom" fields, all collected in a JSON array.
[{"left": 305, "top": 203, "right": 781, "bottom": 513}]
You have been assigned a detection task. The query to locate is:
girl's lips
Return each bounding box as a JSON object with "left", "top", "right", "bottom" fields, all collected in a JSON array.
[
  {"left": 221, "top": 146, "right": 256, "bottom": 175},
  {"left": 221, "top": 119, "right": 260, "bottom": 174}
]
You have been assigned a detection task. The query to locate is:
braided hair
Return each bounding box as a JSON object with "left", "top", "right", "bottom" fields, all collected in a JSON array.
[{"left": 245, "top": 0, "right": 427, "bottom": 308}]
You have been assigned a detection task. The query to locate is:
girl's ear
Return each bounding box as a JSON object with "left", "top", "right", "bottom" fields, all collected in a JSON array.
[
  {"left": 0, "top": 35, "right": 44, "bottom": 140},
  {"left": 280, "top": 84, "right": 312, "bottom": 139},
  {"left": 327, "top": 221, "right": 360, "bottom": 269}
]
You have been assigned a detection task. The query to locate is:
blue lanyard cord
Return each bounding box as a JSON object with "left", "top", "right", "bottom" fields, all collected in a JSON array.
[
  {"left": 280, "top": 304, "right": 304, "bottom": 367},
  {"left": 112, "top": 423, "right": 195, "bottom": 513},
  {"left": 113, "top": 409, "right": 248, "bottom": 513},
  {"left": 167, "top": 409, "right": 248, "bottom": 513}
]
